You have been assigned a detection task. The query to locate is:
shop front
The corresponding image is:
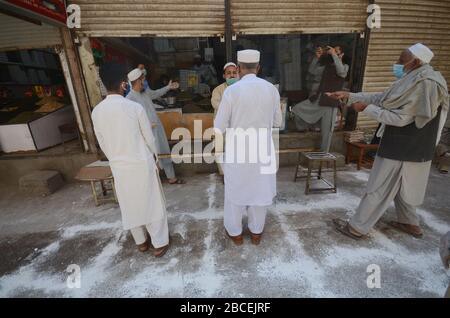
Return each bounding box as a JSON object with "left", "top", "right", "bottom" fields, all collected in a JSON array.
[
  {"left": 69, "top": 0, "right": 371, "bottom": 156},
  {"left": 0, "top": 1, "right": 88, "bottom": 154},
  {"left": 0, "top": 1, "right": 98, "bottom": 184}
]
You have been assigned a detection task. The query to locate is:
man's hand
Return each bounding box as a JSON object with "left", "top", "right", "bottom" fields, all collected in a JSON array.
[
  {"left": 168, "top": 80, "right": 179, "bottom": 90},
  {"left": 325, "top": 91, "right": 350, "bottom": 101},
  {"left": 327, "top": 46, "right": 337, "bottom": 56},
  {"left": 352, "top": 102, "right": 368, "bottom": 112}
]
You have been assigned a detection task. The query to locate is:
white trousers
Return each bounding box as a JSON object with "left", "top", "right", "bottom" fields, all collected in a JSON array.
[
  {"left": 224, "top": 198, "right": 268, "bottom": 236},
  {"left": 129, "top": 216, "right": 169, "bottom": 248}
]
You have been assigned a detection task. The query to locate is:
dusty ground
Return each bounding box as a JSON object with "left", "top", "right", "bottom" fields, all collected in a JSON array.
[{"left": 0, "top": 165, "right": 449, "bottom": 298}]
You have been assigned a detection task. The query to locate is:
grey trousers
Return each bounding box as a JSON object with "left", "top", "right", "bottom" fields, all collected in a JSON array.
[
  {"left": 350, "top": 156, "right": 432, "bottom": 235},
  {"left": 159, "top": 158, "right": 176, "bottom": 180},
  {"left": 294, "top": 106, "right": 337, "bottom": 152}
]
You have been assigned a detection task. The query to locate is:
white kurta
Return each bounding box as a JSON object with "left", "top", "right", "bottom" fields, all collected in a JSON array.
[
  {"left": 214, "top": 74, "right": 283, "bottom": 206},
  {"left": 92, "top": 95, "right": 166, "bottom": 230},
  {"left": 126, "top": 86, "right": 171, "bottom": 154},
  {"left": 126, "top": 86, "right": 176, "bottom": 179}
]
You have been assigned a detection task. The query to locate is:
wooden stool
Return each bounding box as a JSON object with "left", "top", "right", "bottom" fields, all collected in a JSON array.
[
  {"left": 294, "top": 152, "right": 337, "bottom": 194},
  {"left": 75, "top": 161, "right": 118, "bottom": 206},
  {"left": 345, "top": 142, "right": 379, "bottom": 170}
]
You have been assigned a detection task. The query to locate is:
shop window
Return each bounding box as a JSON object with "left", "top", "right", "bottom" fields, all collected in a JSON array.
[
  {"left": 0, "top": 49, "right": 82, "bottom": 155},
  {"left": 232, "top": 34, "right": 358, "bottom": 133},
  {"left": 95, "top": 34, "right": 362, "bottom": 141}
]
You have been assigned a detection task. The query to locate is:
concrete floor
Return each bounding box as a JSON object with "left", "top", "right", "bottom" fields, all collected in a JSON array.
[{"left": 0, "top": 165, "right": 449, "bottom": 298}]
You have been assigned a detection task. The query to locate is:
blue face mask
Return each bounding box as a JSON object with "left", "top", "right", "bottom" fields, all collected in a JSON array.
[
  {"left": 226, "top": 78, "right": 238, "bottom": 86},
  {"left": 392, "top": 64, "right": 405, "bottom": 79}
]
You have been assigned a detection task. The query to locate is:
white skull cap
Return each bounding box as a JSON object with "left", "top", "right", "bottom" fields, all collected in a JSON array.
[
  {"left": 237, "top": 49, "right": 260, "bottom": 63},
  {"left": 127, "top": 68, "right": 143, "bottom": 81},
  {"left": 223, "top": 62, "right": 237, "bottom": 70},
  {"left": 408, "top": 43, "right": 434, "bottom": 64}
]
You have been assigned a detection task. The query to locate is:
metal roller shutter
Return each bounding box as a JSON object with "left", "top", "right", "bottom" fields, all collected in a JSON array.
[
  {"left": 69, "top": 0, "right": 225, "bottom": 37},
  {"left": 230, "top": 0, "right": 369, "bottom": 35},
  {"left": 359, "top": 0, "right": 450, "bottom": 130},
  {"left": 0, "top": 13, "right": 61, "bottom": 51}
]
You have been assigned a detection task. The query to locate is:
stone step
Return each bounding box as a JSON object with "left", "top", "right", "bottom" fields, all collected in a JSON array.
[{"left": 19, "top": 170, "right": 65, "bottom": 196}]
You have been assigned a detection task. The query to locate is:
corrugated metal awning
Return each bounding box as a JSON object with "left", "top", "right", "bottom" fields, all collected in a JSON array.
[
  {"left": 0, "top": 13, "right": 61, "bottom": 51},
  {"left": 69, "top": 0, "right": 225, "bottom": 37},
  {"left": 231, "top": 0, "right": 369, "bottom": 35},
  {"left": 358, "top": 0, "right": 450, "bottom": 130}
]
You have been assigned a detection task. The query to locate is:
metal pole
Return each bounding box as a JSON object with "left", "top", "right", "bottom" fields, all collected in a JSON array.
[{"left": 225, "top": 0, "right": 233, "bottom": 62}]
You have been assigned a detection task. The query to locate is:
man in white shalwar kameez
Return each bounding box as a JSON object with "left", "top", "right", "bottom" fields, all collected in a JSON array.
[
  {"left": 92, "top": 65, "right": 170, "bottom": 257},
  {"left": 328, "top": 43, "right": 449, "bottom": 239},
  {"left": 214, "top": 50, "right": 283, "bottom": 245},
  {"left": 126, "top": 68, "right": 185, "bottom": 185}
]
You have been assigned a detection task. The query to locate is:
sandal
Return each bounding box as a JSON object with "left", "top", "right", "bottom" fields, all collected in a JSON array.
[
  {"left": 388, "top": 221, "right": 423, "bottom": 238},
  {"left": 137, "top": 241, "right": 149, "bottom": 252},
  {"left": 168, "top": 178, "right": 186, "bottom": 185},
  {"left": 333, "top": 218, "right": 365, "bottom": 240},
  {"left": 153, "top": 244, "right": 169, "bottom": 257}
]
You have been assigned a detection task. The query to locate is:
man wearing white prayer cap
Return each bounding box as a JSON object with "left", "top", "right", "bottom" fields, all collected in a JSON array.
[
  {"left": 126, "top": 68, "right": 185, "bottom": 185},
  {"left": 214, "top": 49, "right": 283, "bottom": 245},
  {"left": 327, "top": 43, "right": 449, "bottom": 240},
  {"left": 211, "top": 62, "right": 239, "bottom": 116},
  {"left": 92, "top": 64, "right": 169, "bottom": 257},
  {"left": 211, "top": 62, "right": 239, "bottom": 176},
  {"left": 408, "top": 43, "right": 434, "bottom": 64}
]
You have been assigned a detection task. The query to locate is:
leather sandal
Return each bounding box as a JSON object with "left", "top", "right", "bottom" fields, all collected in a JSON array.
[
  {"left": 226, "top": 230, "right": 243, "bottom": 246},
  {"left": 137, "top": 241, "right": 150, "bottom": 252},
  {"left": 249, "top": 231, "right": 263, "bottom": 245},
  {"left": 153, "top": 244, "right": 170, "bottom": 257},
  {"left": 388, "top": 221, "right": 423, "bottom": 238},
  {"left": 333, "top": 218, "right": 365, "bottom": 240}
]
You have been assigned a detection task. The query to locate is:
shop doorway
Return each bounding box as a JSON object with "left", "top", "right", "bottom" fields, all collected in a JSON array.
[{"left": 0, "top": 48, "right": 83, "bottom": 156}]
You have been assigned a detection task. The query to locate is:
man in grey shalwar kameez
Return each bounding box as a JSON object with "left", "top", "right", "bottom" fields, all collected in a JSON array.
[
  {"left": 126, "top": 68, "right": 185, "bottom": 184},
  {"left": 328, "top": 43, "right": 449, "bottom": 239},
  {"left": 292, "top": 45, "right": 349, "bottom": 152}
]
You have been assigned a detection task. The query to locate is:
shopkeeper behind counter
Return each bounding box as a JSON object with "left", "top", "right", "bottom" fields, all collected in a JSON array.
[{"left": 211, "top": 62, "right": 239, "bottom": 117}]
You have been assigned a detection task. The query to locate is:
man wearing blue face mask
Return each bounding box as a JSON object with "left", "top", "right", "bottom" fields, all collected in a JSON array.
[
  {"left": 211, "top": 62, "right": 239, "bottom": 176},
  {"left": 211, "top": 62, "right": 239, "bottom": 117},
  {"left": 327, "top": 43, "right": 449, "bottom": 240},
  {"left": 125, "top": 64, "right": 150, "bottom": 96},
  {"left": 126, "top": 68, "right": 185, "bottom": 185}
]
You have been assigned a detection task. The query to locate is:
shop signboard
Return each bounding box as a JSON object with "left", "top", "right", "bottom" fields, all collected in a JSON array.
[{"left": 3, "top": 0, "right": 67, "bottom": 26}]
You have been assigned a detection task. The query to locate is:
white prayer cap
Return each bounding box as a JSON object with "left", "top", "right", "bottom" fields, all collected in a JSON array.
[
  {"left": 408, "top": 43, "right": 434, "bottom": 64},
  {"left": 237, "top": 49, "right": 260, "bottom": 63},
  {"left": 194, "top": 54, "right": 201, "bottom": 59},
  {"left": 223, "top": 62, "right": 237, "bottom": 70},
  {"left": 127, "top": 68, "right": 143, "bottom": 81}
]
